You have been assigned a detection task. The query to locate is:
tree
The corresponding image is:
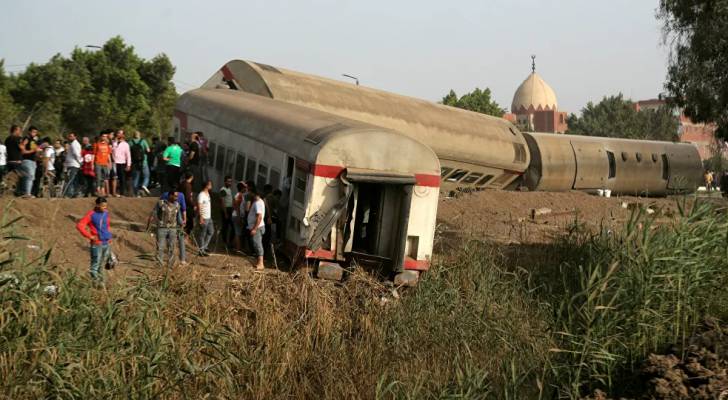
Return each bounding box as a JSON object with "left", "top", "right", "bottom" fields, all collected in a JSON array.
[
  {"left": 566, "top": 94, "right": 679, "bottom": 141},
  {"left": 8, "top": 36, "right": 177, "bottom": 138},
  {"left": 0, "top": 60, "right": 20, "bottom": 131},
  {"left": 658, "top": 1, "right": 728, "bottom": 139},
  {"left": 441, "top": 87, "right": 505, "bottom": 117}
]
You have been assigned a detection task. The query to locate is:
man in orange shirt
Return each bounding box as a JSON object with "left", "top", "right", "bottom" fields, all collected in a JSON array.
[{"left": 93, "top": 133, "right": 113, "bottom": 196}]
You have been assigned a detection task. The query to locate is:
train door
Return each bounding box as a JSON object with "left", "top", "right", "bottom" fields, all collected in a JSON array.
[
  {"left": 571, "top": 141, "right": 609, "bottom": 189},
  {"left": 307, "top": 170, "right": 415, "bottom": 275},
  {"left": 345, "top": 181, "right": 412, "bottom": 275}
]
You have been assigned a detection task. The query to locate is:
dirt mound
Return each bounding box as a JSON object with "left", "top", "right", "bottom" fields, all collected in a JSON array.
[
  {"left": 436, "top": 189, "right": 682, "bottom": 244},
  {"left": 586, "top": 320, "right": 728, "bottom": 400}
]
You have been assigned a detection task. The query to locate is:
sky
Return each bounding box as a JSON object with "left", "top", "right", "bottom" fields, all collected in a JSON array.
[{"left": 0, "top": 0, "right": 670, "bottom": 114}]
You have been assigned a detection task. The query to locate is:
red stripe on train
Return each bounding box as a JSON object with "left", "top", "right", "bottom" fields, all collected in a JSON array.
[
  {"left": 310, "top": 164, "right": 439, "bottom": 187},
  {"left": 221, "top": 65, "right": 234, "bottom": 81}
]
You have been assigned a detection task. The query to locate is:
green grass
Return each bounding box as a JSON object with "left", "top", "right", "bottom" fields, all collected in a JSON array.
[{"left": 1, "top": 199, "right": 727, "bottom": 399}]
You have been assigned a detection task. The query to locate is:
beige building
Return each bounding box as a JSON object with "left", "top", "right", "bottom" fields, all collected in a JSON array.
[{"left": 504, "top": 58, "right": 568, "bottom": 133}]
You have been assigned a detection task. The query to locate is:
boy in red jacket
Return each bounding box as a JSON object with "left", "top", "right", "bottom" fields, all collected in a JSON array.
[{"left": 76, "top": 197, "right": 112, "bottom": 283}]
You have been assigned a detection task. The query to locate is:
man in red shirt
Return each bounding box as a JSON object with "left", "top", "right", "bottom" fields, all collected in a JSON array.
[{"left": 76, "top": 197, "right": 113, "bottom": 284}]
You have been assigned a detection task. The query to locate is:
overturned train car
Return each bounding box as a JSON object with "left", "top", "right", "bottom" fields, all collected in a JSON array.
[
  {"left": 174, "top": 89, "right": 440, "bottom": 280},
  {"left": 522, "top": 133, "right": 702, "bottom": 196},
  {"left": 201, "top": 59, "right": 702, "bottom": 196}
]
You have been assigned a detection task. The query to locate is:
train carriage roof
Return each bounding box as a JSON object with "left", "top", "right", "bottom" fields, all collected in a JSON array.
[
  {"left": 176, "top": 88, "right": 439, "bottom": 175},
  {"left": 202, "top": 60, "right": 530, "bottom": 172}
]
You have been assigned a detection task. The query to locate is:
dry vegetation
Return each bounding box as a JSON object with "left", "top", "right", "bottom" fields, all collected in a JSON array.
[{"left": 1, "top": 197, "right": 728, "bottom": 399}]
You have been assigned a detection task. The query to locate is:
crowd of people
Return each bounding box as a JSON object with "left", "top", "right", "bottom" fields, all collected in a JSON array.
[
  {"left": 1, "top": 124, "right": 284, "bottom": 284},
  {"left": 76, "top": 174, "right": 281, "bottom": 284}
]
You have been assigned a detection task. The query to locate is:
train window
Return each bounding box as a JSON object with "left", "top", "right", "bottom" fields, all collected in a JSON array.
[
  {"left": 477, "top": 174, "right": 494, "bottom": 186},
  {"left": 257, "top": 163, "right": 269, "bottom": 188},
  {"left": 446, "top": 169, "right": 469, "bottom": 182},
  {"left": 208, "top": 142, "right": 216, "bottom": 167},
  {"left": 461, "top": 172, "right": 483, "bottom": 184},
  {"left": 235, "top": 153, "right": 246, "bottom": 181},
  {"left": 293, "top": 173, "right": 307, "bottom": 205},
  {"left": 246, "top": 158, "right": 257, "bottom": 182},
  {"left": 440, "top": 167, "right": 453, "bottom": 177},
  {"left": 225, "top": 149, "right": 235, "bottom": 177},
  {"left": 215, "top": 145, "right": 225, "bottom": 172},
  {"left": 652, "top": 153, "right": 658, "bottom": 163},
  {"left": 621, "top": 152, "right": 629, "bottom": 162},
  {"left": 269, "top": 168, "right": 281, "bottom": 189},
  {"left": 607, "top": 151, "right": 616, "bottom": 179},
  {"left": 661, "top": 154, "right": 669, "bottom": 180},
  {"left": 635, "top": 153, "right": 643, "bottom": 163}
]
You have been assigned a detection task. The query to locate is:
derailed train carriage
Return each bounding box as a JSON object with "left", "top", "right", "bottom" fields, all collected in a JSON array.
[
  {"left": 521, "top": 132, "right": 702, "bottom": 195},
  {"left": 174, "top": 88, "right": 440, "bottom": 281},
  {"left": 200, "top": 59, "right": 703, "bottom": 196}
]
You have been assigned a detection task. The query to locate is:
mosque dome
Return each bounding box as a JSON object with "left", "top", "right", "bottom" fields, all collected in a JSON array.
[{"left": 511, "top": 72, "right": 558, "bottom": 113}]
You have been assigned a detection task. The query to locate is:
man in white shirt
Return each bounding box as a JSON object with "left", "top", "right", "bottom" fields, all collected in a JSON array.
[
  {"left": 63, "top": 132, "right": 83, "bottom": 197},
  {"left": 0, "top": 141, "right": 6, "bottom": 190},
  {"left": 196, "top": 180, "right": 214, "bottom": 256},
  {"left": 246, "top": 185, "right": 266, "bottom": 270}
]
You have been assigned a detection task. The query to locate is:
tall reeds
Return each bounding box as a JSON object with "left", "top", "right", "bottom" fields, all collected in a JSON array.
[{"left": 1, "top": 199, "right": 727, "bottom": 399}]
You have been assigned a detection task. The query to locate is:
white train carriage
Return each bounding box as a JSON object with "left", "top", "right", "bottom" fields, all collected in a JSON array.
[{"left": 173, "top": 88, "right": 441, "bottom": 277}]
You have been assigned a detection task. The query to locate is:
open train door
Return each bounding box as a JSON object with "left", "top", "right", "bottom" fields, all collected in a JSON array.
[
  {"left": 571, "top": 141, "right": 609, "bottom": 189},
  {"left": 306, "top": 169, "right": 415, "bottom": 277},
  {"left": 342, "top": 169, "right": 415, "bottom": 275}
]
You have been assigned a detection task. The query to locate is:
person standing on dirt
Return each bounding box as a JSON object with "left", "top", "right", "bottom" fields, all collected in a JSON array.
[
  {"left": 129, "top": 131, "right": 151, "bottom": 197},
  {"left": 148, "top": 189, "right": 187, "bottom": 267},
  {"left": 76, "top": 196, "right": 113, "bottom": 284},
  {"left": 219, "top": 176, "right": 234, "bottom": 248},
  {"left": 111, "top": 131, "right": 132, "bottom": 197},
  {"left": 4, "top": 125, "right": 23, "bottom": 182},
  {"left": 80, "top": 139, "right": 96, "bottom": 197},
  {"left": 150, "top": 136, "right": 165, "bottom": 188},
  {"left": 162, "top": 136, "right": 183, "bottom": 192},
  {"left": 18, "top": 126, "right": 40, "bottom": 198},
  {"left": 180, "top": 171, "right": 195, "bottom": 235},
  {"left": 187, "top": 132, "right": 201, "bottom": 191},
  {"left": 197, "top": 179, "right": 214, "bottom": 256},
  {"left": 93, "top": 134, "right": 112, "bottom": 196},
  {"left": 231, "top": 181, "right": 247, "bottom": 253},
  {"left": 247, "top": 185, "right": 266, "bottom": 270},
  {"left": 63, "top": 132, "right": 82, "bottom": 198},
  {"left": 0, "top": 139, "right": 6, "bottom": 191}
]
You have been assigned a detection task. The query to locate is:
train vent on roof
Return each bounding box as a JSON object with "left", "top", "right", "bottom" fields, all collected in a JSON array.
[
  {"left": 513, "top": 143, "right": 527, "bottom": 163},
  {"left": 305, "top": 123, "right": 348, "bottom": 144},
  {"left": 254, "top": 62, "right": 282, "bottom": 74}
]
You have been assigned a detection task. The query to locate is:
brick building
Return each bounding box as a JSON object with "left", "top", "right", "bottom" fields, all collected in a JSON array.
[{"left": 635, "top": 98, "right": 726, "bottom": 161}]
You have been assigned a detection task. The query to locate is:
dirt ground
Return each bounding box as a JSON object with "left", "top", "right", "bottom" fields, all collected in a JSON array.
[
  {"left": 1, "top": 189, "right": 700, "bottom": 283},
  {"left": 587, "top": 319, "right": 728, "bottom": 399},
  {"left": 1, "top": 196, "right": 265, "bottom": 287},
  {"left": 436, "top": 189, "right": 687, "bottom": 245}
]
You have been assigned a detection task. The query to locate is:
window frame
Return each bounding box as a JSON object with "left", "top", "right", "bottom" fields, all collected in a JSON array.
[
  {"left": 208, "top": 142, "right": 217, "bottom": 167},
  {"left": 446, "top": 169, "right": 469, "bottom": 182},
  {"left": 215, "top": 145, "right": 226, "bottom": 172},
  {"left": 235, "top": 153, "right": 246, "bottom": 181}
]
